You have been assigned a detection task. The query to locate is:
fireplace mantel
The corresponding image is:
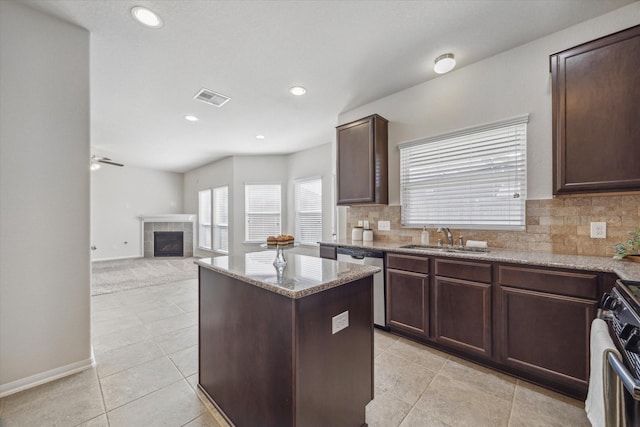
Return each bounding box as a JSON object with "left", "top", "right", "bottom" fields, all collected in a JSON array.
[{"left": 139, "top": 214, "right": 196, "bottom": 223}]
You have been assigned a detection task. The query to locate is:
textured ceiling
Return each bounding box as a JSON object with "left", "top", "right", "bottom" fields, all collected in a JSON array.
[{"left": 21, "top": 0, "right": 635, "bottom": 172}]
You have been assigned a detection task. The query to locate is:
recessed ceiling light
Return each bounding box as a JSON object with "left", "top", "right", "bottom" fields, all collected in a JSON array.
[
  {"left": 131, "top": 6, "right": 163, "bottom": 28},
  {"left": 184, "top": 115, "right": 199, "bottom": 122},
  {"left": 434, "top": 53, "right": 456, "bottom": 74},
  {"left": 256, "top": 135, "right": 265, "bottom": 140},
  {"left": 289, "top": 86, "right": 307, "bottom": 96}
]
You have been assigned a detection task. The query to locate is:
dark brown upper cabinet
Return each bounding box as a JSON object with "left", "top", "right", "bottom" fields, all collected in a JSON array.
[
  {"left": 336, "top": 114, "right": 388, "bottom": 205},
  {"left": 551, "top": 24, "right": 640, "bottom": 195}
]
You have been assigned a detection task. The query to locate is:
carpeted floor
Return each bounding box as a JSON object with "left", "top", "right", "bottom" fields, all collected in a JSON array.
[{"left": 91, "top": 257, "right": 198, "bottom": 295}]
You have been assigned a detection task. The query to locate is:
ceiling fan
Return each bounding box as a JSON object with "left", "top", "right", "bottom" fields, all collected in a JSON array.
[{"left": 90, "top": 155, "right": 124, "bottom": 170}]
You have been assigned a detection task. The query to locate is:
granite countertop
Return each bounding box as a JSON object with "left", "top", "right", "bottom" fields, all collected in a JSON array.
[
  {"left": 196, "top": 251, "right": 380, "bottom": 299},
  {"left": 319, "top": 240, "right": 640, "bottom": 282}
]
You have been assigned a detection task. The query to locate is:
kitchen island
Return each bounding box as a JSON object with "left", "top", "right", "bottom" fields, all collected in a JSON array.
[{"left": 196, "top": 252, "right": 380, "bottom": 427}]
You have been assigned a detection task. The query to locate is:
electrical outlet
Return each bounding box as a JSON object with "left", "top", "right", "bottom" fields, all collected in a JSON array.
[
  {"left": 378, "top": 220, "right": 390, "bottom": 231},
  {"left": 357, "top": 220, "right": 363, "bottom": 227},
  {"left": 332, "top": 311, "right": 349, "bottom": 334},
  {"left": 590, "top": 222, "right": 607, "bottom": 239},
  {"left": 363, "top": 220, "right": 369, "bottom": 229}
]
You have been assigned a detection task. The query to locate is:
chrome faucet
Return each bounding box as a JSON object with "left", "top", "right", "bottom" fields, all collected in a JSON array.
[{"left": 437, "top": 227, "right": 453, "bottom": 247}]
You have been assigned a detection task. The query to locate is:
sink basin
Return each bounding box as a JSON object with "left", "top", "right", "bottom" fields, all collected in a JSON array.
[{"left": 398, "top": 244, "right": 489, "bottom": 253}]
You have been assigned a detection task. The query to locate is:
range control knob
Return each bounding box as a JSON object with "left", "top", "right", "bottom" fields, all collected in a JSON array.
[
  {"left": 621, "top": 323, "right": 638, "bottom": 340},
  {"left": 626, "top": 331, "right": 640, "bottom": 354},
  {"left": 601, "top": 293, "right": 621, "bottom": 311}
]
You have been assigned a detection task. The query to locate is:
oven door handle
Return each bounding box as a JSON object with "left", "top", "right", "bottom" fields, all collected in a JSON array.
[{"left": 608, "top": 352, "right": 640, "bottom": 400}]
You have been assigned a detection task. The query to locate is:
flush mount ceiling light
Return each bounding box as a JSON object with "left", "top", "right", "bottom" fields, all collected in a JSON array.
[
  {"left": 434, "top": 53, "right": 456, "bottom": 74},
  {"left": 289, "top": 86, "right": 307, "bottom": 96},
  {"left": 256, "top": 135, "right": 265, "bottom": 140},
  {"left": 184, "top": 115, "right": 199, "bottom": 122},
  {"left": 131, "top": 6, "right": 163, "bottom": 28}
]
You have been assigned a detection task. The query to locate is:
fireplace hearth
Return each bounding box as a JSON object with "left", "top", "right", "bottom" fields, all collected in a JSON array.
[{"left": 154, "top": 231, "right": 184, "bottom": 257}]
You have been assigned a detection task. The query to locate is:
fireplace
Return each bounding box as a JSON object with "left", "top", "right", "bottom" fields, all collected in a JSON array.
[{"left": 154, "top": 231, "right": 184, "bottom": 257}]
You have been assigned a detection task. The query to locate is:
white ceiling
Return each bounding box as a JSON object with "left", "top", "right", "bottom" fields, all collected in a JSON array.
[{"left": 22, "top": 0, "right": 635, "bottom": 173}]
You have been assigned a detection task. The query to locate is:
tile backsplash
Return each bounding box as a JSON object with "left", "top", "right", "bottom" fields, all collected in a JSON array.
[{"left": 346, "top": 193, "right": 640, "bottom": 257}]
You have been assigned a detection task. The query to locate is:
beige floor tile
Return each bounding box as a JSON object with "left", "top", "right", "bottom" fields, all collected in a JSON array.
[
  {"left": 509, "top": 380, "right": 590, "bottom": 427},
  {"left": 169, "top": 345, "right": 199, "bottom": 377},
  {"left": 438, "top": 357, "right": 516, "bottom": 401},
  {"left": 136, "top": 301, "right": 186, "bottom": 324},
  {"left": 374, "top": 352, "right": 437, "bottom": 405},
  {"left": 100, "top": 356, "right": 182, "bottom": 410},
  {"left": 413, "top": 374, "right": 512, "bottom": 427},
  {"left": 95, "top": 339, "right": 165, "bottom": 378},
  {"left": 183, "top": 411, "right": 225, "bottom": 427},
  {"left": 386, "top": 338, "right": 450, "bottom": 372},
  {"left": 92, "top": 324, "right": 153, "bottom": 355},
  {"left": 144, "top": 313, "right": 197, "bottom": 337},
  {"left": 78, "top": 413, "right": 109, "bottom": 426},
  {"left": 374, "top": 329, "right": 400, "bottom": 356},
  {"left": 366, "top": 388, "right": 413, "bottom": 427},
  {"left": 106, "top": 380, "right": 205, "bottom": 427},
  {"left": 154, "top": 324, "right": 198, "bottom": 355},
  {"left": 0, "top": 369, "right": 104, "bottom": 427},
  {"left": 399, "top": 406, "right": 452, "bottom": 427}
]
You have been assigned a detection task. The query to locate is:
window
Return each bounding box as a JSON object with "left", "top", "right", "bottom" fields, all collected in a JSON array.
[
  {"left": 399, "top": 115, "right": 528, "bottom": 230},
  {"left": 198, "top": 189, "right": 212, "bottom": 249},
  {"left": 245, "top": 184, "right": 281, "bottom": 242},
  {"left": 295, "top": 178, "right": 322, "bottom": 245},
  {"left": 213, "top": 186, "right": 228, "bottom": 253}
]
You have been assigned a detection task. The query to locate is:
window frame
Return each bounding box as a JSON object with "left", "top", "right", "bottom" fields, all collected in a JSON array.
[
  {"left": 197, "top": 189, "right": 212, "bottom": 250},
  {"left": 399, "top": 115, "right": 528, "bottom": 231},
  {"left": 212, "top": 185, "right": 229, "bottom": 253}
]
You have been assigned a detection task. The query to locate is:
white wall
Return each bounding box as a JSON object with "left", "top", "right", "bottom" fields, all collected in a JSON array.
[
  {"left": 91, "top": 165, "right": 184, "bottom": 261},
  {"left": 184, "top": 144, "right": 334, "bottom": 257},
  {"left": 286, "top": 143, "right": 334, "bottom": 255},
  {"left": 0, "top": 1, "right": 91, "bottom": 395},
  {"left": 338, "top": 3, "right": 640, "bottom": 205}
]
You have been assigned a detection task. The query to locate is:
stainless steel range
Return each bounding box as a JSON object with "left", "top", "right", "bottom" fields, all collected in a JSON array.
[{"left": 600, "top": 279, "right": 640, "bottom": 425}]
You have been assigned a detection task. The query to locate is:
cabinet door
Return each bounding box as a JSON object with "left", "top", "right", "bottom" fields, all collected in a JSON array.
[
  {"left": 386, "top": 268, "right": 428, "bottom": 336},
  {"left": 498, "top": 286, "right": 597, "bottom": 397},
  {"left": 433, "top": 276, "right": 492, "bottom": 359},
  {"left": 551, "top": 24, "right": 640, "bottom": 194},
  {"left": 336, "top": 115, "right": 388, "bottom": 205}
]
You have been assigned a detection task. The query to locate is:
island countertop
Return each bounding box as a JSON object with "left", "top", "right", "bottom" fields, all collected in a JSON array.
[{"left": 196, "top": 251, "right": 380, "bottom": 299}]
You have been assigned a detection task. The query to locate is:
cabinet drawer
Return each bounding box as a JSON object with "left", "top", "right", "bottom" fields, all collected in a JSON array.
[
  {"left": 386, "top": 253, "right": 429, "bottom": 274},
  {"left": 498, "top": 265, "right": 598, "bottom": 299},
  {"left": 434, "top": 259, "right": 491, "bottom": 283}
]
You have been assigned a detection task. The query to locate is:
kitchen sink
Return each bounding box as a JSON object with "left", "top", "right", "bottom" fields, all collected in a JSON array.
[{"left": 398, "top": 244, "right": 489, "bottom": 253}]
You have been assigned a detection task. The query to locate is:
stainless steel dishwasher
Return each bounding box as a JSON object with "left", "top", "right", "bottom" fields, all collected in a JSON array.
[{"left": 336, "top": 247, "right": 386, "bottom": 328}]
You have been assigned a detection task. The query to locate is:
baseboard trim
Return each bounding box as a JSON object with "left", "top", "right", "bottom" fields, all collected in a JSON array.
[
  {"left": 92, "top": 255, "right": 142, "bottom": 262},
  {"left": 0, "top": 354, "right": 95, "bottom": 398}
]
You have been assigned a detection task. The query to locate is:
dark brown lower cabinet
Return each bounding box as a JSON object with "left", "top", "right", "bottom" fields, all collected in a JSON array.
[
  {"left": 497, "top": 285, "right": 596, "bottom": 397},
  {"left": 386, "top": 268, "right": 428, "bottom": 336},
  {"left": 434, "top": 276, "right": 492, "bottom": 359},
  {"left": 383, "top": 252, "right": 613, "bottom": 399}
]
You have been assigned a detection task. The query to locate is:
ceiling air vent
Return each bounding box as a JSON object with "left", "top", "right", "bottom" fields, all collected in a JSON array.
[{"left": 193, "top": 88, "right": 230, "bottom": 107}]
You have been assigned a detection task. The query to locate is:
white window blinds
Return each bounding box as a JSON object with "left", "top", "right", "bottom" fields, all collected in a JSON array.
[
  {"left": 213, "top": 186, "right": 228, "bottom": 253},
  {"left": 198, "top": 189, "right": 212, "bottom": 249},
  {"left": 399, "top": 115, "right": 528, "bottom": 230},
  {"left": 295, "top": 178, "right": 322, "bottom": 245},
  {"left": 245, "top": 184, "right": 281, "bottom": 242}
]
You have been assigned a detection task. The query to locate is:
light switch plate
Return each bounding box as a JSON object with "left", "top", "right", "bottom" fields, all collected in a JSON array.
[
  {"left": 378, "top": 220, "right": 390, "bottom": 231},
  {"left": 590, "top": 222, "right": 606, "bottom": 239},
  {"left": 332, "top": 311, "right": 349, "bottom": 334}
]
